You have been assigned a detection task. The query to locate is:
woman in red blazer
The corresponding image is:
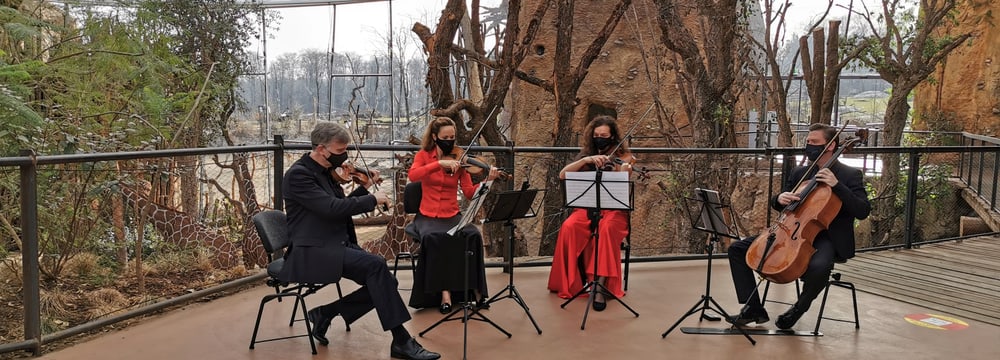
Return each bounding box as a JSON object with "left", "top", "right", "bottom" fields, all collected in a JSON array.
[{"left": 407, "top": 117, "right": 500, "bottom": 314}]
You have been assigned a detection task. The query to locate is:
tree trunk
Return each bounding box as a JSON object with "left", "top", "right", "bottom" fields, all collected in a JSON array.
[
  {"left": 538, "top": 0, "right": 578, "bottom": 257},
  {"left": 868, "top": 89, "right": 911, "bottom": 246}
]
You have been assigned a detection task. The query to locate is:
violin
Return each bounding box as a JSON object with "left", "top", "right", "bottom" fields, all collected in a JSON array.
[
  {"left": 744, "top": 127, "right": 869, "bottom": 284},
  {"left": 331, "top": 161, "right": 383, "bottom": 186},
  {"left": 442, "top": 146, "right": 510, "bottom": 179}
]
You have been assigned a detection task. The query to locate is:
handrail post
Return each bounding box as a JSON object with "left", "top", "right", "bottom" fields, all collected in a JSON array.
[
  {"left": 992, "top": 150, "right": 999, "bottom": 211},
  {"left": 19, "top": 149, "right": 41, "bottom": 355},
  {"left": 904, "top": 151, "right": 921, "bottom": 249},
  {"left": 274, "top": 135, "right": 285, "bottom": 211}
]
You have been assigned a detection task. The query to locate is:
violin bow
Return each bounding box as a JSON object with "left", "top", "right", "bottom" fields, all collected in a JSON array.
[
  {"left": 347, "top": 106, "right": 388, "bottom": 212},
  {"left": 454, "top": 104, "right": 503, "bottom": 167},
  {"left": 603, "top": 103, "right": 656, "bottom": 165}
]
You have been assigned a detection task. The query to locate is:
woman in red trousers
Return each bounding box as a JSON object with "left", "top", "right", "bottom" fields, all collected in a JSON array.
[{"left": 547, "top": 115, "right": 634, "bottom": 311}]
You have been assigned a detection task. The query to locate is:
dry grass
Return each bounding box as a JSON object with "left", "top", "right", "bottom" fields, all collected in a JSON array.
[
  {"left": 64, "top": 253, "right": 101, "bottom": 279},
  {"left": 39, "top": 288, "right": 73, "bottom": 324},
  {"left": 147, "top": 248, "right": 214, "bottom": 275},
  {"left": 85, "top": 288, "right": 129, "bottom": 320}
]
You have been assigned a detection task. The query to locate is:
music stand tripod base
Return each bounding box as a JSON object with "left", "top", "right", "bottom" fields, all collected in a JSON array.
[
  {"left": 483, "top": 188, "right": 544, "bottom": 335},
  {"left": 661, "top": 189, "right": 755, "bottom": 345},
  {"left": 682, "top": 327, "right": 822, "bottom": 337}
]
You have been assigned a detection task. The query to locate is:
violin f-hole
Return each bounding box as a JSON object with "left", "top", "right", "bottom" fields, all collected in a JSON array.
[{"left": 791, "top": 221, "right": 801, "bottom": 241}]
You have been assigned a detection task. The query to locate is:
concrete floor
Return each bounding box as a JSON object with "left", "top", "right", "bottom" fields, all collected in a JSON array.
[{"left": 36, "top": 261, "right": 1000, "bottom": 360}]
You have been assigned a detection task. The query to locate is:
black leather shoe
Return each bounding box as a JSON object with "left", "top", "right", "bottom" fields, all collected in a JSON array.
[
  {"left": 438, "top": 303, "right": 452, "bottom": 314},
  {"left": 390, "top": 337, "right": 441, "bottom": 360},
  {"left": 477, "top": 298, "right": 491, "bottom": 310},
  {"left": 306, "top": 307, "right": 333, "bottom": 346},
  {"left": 776, "top": 305, "right": 807, "bottom": 330},
  {"left": 730, "top": 304, "right": 769, "bottom": 326},
  {"left": 592, "top": 300, "right": 607, "bottom": 312}
]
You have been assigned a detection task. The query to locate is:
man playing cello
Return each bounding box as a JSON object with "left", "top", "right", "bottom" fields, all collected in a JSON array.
[{"left": 727, "top": 123, "right": 871, "bottom": 329}]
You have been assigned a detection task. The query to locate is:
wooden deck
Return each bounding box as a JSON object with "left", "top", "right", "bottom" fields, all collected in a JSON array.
[{"left": 838, "top": 235, "right": 1000, "bottom": 326}]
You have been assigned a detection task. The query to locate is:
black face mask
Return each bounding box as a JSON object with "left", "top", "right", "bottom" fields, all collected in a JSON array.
[
  {"left": 326, "top": 151, "right": 349, "bottom": 168},
  {"left": 804, "top": 144, "right": 825, "bottom": 162},
  {"left": 435, "top": 139, "right": 456, "bottom": 154},
  {"left": 592, "top": 137, "right": 614, "bottom": 151}
]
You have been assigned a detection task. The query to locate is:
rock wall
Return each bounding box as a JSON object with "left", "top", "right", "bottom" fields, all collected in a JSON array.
[
  {"left": 913, "top": 0, "right": 1000, "bottom": 136},
  {"left": 508, "top": 0, "right": 763, "bottom": 255}
]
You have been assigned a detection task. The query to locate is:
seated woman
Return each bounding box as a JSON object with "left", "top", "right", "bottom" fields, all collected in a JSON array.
[
  {"left": 547, "top": 115, "right": 634, "bottom": 311},
  {"left": 407, "top": 117, "right": 500, "bottom": 314}
]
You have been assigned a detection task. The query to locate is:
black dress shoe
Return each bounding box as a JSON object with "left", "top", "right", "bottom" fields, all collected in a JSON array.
[
  {"left": 477, "top": 298, "right": 491, "bottom": 310},
  {"left": 390, "top": 337, "right": 441, "bottom": 360},
  {"left": 776, "top": 305, "right": 807, "bottom": 330},
  {"left": 438, "top": 303, "right": 452, "bottom": 314},
  {"left": 592, "top": 300, "right": 607, "bottom": 312},
  {"left": 306, "top": 307, "right": 333, "bottom": 346},
  {"left": 730, "top": 304, "right": 769, "bottom": 326}
]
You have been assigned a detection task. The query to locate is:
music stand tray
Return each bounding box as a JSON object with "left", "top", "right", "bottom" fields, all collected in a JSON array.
[
  {"left": 483, "top": 187, "right": 544, "bottom": 334},
  {"left": 661, "top": 188, "right": 756, "bottom": 345},
  {"left": 560, "top": 170, "right": 639, "bottom": 330}
]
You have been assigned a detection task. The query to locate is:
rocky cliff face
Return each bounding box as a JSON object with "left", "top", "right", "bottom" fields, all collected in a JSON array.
[
  {"left": 913, "top": 0, "right": 999, "bottom": 136},
  {"left": 508, "top": 0, "right": 765, "bottom": 255}
]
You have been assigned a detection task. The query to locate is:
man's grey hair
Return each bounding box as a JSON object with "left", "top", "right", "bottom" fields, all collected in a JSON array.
[{"left": 310, "top": 122, "right": 352, "bottom": 147}]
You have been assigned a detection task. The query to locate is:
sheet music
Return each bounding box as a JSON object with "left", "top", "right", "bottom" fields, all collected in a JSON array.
[
  {"left": 565, "top": 171, "right": 631, "bottom": 210},
  {"left": 448, "top": 180, "right": 492, "bottom": 236},
  {"left": 695, "top": 188, "right": 730, "bottom": 235}
]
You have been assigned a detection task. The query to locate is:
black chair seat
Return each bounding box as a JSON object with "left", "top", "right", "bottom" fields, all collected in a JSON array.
[
  {"left": 404, "top": 222, "right": 420, "bottom": 240},
  {"left": 266, "top": 258, "right": 284, "bottom": 279}
]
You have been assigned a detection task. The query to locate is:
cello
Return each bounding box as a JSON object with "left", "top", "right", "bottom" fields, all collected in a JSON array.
[{"left": 745, "top": 127, "right": 868, "bottom": 284}]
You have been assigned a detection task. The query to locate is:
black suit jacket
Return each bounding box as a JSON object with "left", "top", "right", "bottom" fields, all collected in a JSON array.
[
  {"left": 771, "top": 160, "right": 871, "bottom": 261},
  {"left": 278, "top": 153, "right": 377, "bottom": 284}
]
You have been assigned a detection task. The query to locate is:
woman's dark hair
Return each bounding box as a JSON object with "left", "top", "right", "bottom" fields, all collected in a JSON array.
[
  {"left": 421, "top": 117, "right": 456, "bottom": 151},
  {"left": 577, "top": 115, "right": 630, "bottom": 160}
]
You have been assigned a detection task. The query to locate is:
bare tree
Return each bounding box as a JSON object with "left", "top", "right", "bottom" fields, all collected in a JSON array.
[
  {"left": 746, "top": 0, "right": 835, "bottom": 146},
  {"left": 852, "top": 0, "right": 974, "bottom": 245},
  {"left": 799, "top": 20, "right": 867, "bottom": 125},
  {"left": 655, "top": 0, "right": 747, "bottom": 149},
  {"left": 369, "top": 0, "right": 550, "bottom": 258}
]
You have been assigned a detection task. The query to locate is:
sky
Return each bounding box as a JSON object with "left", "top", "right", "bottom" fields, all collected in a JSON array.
[{"left": 258, "top": 0, "right": 854, "bottom": 61}]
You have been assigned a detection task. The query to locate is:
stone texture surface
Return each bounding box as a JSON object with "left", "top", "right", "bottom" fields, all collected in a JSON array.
[{"left": 913, "top": 0, "right": 1000, "bottom": 136}]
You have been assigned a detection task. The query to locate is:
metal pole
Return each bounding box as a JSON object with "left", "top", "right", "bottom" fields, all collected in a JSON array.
[
  {"left": 274, "top": 135, "right": 285, "bottom": 211},
  {"left": 992, "top": 150, "right": 999, "bottom": 210},
  {"left": 19, "top": 149, "right": 41, "bottom": 355},
  {"left": 903, "top": 151, "right": 920, "bottom": 249}
]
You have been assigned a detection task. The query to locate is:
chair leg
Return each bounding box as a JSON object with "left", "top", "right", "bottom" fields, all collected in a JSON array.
[
  {"left": 813, "top": 280, "right": 833, "bottom": 335},
  {"left": 289, "top": 288, "right": 304, "bottom": 326},
  {"left": 249, "top": 292, "right": 316, "bottom": 354},
  {"left": 623, "top": 244, "right": 631, "bottom": 291},
  {"left": 248, "top": 296, "right": 270, "bottom": 349},
  {"left": 297, "top": 294, "right": 317, "bottom": 355},
  {"left": 336, "top": 282, "right": 351, "bottom": 332},
  {"left": 814, "top": 272, "right": 861, "bottom": 334},
  {"left": 761, "top": 280, "right": 772, "bottom": 303},
  {"left": 834, "top": 280, "right": 860, "bottom": 329}
]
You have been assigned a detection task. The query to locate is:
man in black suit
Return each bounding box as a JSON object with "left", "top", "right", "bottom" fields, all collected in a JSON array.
[
  {"left": 727, "top": 123, "right": 871, "bottom": 329},
  {"left": 278, "top": 122, "right": 440, "bottom": 360}
]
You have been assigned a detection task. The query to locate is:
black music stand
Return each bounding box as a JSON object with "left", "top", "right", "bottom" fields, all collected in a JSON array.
[
  {"left": 483, "top": 186, "right": 544, "bottom": 334},
  {"left": 661, "top": 188, "right": 756, "bottom": 345},
  {"left": 560, "top": 170, "right": 639, "bottom": 330},
  {"left": 419, "top": 181, "right": 511, "bottom": 360}
]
